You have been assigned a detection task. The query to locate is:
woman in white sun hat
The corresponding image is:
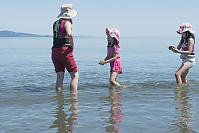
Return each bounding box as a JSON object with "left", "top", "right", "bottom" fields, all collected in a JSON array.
[
  {"left": 51, "top": 4, "right": 79, "bottom": 92},
  {"left": 169, "top": 23, "right": 195, "bottom": 86}
]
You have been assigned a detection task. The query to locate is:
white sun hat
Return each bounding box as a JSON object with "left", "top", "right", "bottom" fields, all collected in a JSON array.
[
  {"left": 176, "top": 23, "right": 195, "bottom": 34},
  {"left": 57, "top": 4, "right": 77, "bottom": 19}
]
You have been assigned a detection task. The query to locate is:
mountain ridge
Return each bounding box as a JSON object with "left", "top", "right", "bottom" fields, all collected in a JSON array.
[{"left": 0, "top": 30, "right": 51, "bottom": 37}]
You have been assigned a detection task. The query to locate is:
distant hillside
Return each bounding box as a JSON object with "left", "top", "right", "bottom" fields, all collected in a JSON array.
[{"left": 0, "top": 30, "right": 51, "bottom": 37}]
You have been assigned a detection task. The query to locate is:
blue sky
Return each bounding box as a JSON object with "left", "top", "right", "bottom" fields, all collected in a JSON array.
[{"left": 0, "top": 0, "right": 199, "bottom": 37}]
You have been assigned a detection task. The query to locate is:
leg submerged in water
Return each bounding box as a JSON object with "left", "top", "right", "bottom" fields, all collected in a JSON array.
[
  {"left": 109, "top": 72, "right": 120, "bottom": 86},
  {"left": 56, "top": 72, "right": 65, "bottom": 91},
  {"left": 175, "top": 63, "right": 191, "bottom": 86},
  {"left": 69, "top": 72, "right": 79, "bottom": 92}
]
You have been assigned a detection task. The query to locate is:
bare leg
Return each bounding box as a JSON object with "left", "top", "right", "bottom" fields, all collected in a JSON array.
[
  {"left": 181, "top": 68, "right": 189, "bottom": 84},
  {"left": 56, "top": 72, "right": 64, "bottom": 91},
  {"left": 69, "top": 72, "right": 79, "bottom": 92},
  {"left": 175, "top": 64, "right": 184, "bottom": 85},
  {"left": 109, "top": 72, "right": 120, "bottom": 86},
  {"left": 175, "top": 63, "right": 191, "bottom": 85}
]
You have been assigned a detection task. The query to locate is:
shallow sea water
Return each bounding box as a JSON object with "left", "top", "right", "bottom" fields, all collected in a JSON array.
[{"left": 0, "top": 37, "right": 199, "bottom": 133}]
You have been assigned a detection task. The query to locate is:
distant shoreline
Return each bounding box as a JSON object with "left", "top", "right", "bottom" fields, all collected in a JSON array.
[
  {"left": 0, "top": 30, "right": 51, "bottom": 37},
  {"left": 0, "top": 30, "right": 102, "bottom": 38}
]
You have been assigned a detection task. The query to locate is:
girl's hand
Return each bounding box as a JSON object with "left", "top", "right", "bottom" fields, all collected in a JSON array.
[
  {"left": 171, "top": 48, "right": 180, "bottom": 53},
  {"left": 168, "top": 46, "right": 175, "bottom": 50},
  {"left": 99, "top": 60, "right": 106, "bottom": 65}
]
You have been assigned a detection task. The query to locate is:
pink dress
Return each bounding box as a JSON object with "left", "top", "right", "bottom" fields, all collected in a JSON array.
[{"left": 107, "top": 46, "right": 122, "bottom": 74}]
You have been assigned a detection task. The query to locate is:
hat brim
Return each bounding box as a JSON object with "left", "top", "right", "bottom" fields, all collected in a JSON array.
[
  {"left": 176, "top": 29, "right": 195, "bottom": 34},
  {"left": 57, "top": 10, "right": 77, "bottom": 19},
  {"left": 106, "top": 28, "right": 120, "bottom": 43}
]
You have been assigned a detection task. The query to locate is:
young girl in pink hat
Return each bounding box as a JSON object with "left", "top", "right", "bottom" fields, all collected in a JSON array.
[
  {"left": 99, "top": 28, "right": 123, "bottom": 87},
  {"left": 169, "top": 23, "right": 195, "bottom": 86}
]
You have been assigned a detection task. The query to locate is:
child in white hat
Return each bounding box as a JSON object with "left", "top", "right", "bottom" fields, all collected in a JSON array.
[{"left": 169, "top": 23, "right": 195, "bottom": 86}]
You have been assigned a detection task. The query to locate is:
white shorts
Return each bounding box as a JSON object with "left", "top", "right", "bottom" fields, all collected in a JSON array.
[
  {"left": 182, "top": 58, "right": 195, "bottom": 68},
  {"left": 180, "top": 54, "right": 195, "bottom": 67}
]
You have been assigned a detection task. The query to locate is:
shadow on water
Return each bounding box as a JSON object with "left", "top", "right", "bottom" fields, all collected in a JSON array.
[
  {"left": 171, "top": 86, "right": 197, "bottom": 133},
  {"left": 105, "top": 86, "right": 123, "bottom": 133},
  {"left": 50, "top": 91, "right": 79, "bottom": 133}
]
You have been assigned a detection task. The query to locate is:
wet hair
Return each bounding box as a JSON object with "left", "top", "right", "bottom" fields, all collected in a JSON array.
[
  {"left": 180, "top": 31, "right": 195, "bottom": 44},
  {"left": 107, "top": 38, "right": 120, "bottom": 48}
]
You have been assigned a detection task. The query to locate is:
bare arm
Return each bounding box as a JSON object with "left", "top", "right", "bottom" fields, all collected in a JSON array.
[
  {"left": 99, "top": 53, "right": 117, "bottom": 65},
  {"left": 104, "top": 55, "right": 109, "bottom": 60},
  {"left": 65, "top": 21, "right": 74, "bottom": 49},
  {"left": 172, "top": 38, "right": 194, "bottom": 55},
  {"left": 176, "top": 42, "right": 182, "bottom": 50},
  {"left": 104, "top": 53, "right": 117, "bottom": 63}
]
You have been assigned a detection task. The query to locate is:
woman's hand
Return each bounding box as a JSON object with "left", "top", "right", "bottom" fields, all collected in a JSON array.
[{"left": 99, "top": 60, "right": 106, "bottom": 65}]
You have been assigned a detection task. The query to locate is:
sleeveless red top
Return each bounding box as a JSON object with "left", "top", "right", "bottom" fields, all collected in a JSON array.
[{"left": 52, "top": 19, "right": 72, "bottom": 48}]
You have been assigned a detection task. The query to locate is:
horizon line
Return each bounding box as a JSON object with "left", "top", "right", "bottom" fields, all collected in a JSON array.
[{"left": 0, "top": 30, "right": 198, "bottom": 38}]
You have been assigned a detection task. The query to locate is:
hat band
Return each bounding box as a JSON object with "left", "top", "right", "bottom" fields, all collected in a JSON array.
[{"left": 180, "top": 26, "right": 191, "bottom": 28}]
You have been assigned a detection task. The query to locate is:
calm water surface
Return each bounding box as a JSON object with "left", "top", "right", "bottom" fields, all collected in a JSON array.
[{"left": 0, "top": 37, "right": 199, "bottom": 133}]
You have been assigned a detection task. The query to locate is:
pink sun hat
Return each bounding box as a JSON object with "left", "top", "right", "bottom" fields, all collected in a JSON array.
[
  {"left": 176, "top": 23, "right": 195, "bottom": 34},
  {"left": 106, "top": 28, "right": 120, "bottom": 43}
]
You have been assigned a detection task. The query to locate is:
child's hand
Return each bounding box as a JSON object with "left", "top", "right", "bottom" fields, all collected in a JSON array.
[
  {"left": 171, "top": 48, "right": 179, "bottom": 53},
  {"left": 99, "top": 60, "right": 106, "bottom": 65},
  {"left": 168, "top": 46, "right": 175, "bottom": 50},
  {"left": 168, "top": 46, "right": 179, "bottom": 53}
]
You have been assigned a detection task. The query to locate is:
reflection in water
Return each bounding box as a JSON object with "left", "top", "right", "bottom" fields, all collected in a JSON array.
[
  {"left": 106, "top": 86, "right": 123, "bottom": 133},
  {"left": 174, "top": 87, "right": 196, "bottom": 133},
  {"left": 50, "top": 91, "right": 79, "bottom": 133}
]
